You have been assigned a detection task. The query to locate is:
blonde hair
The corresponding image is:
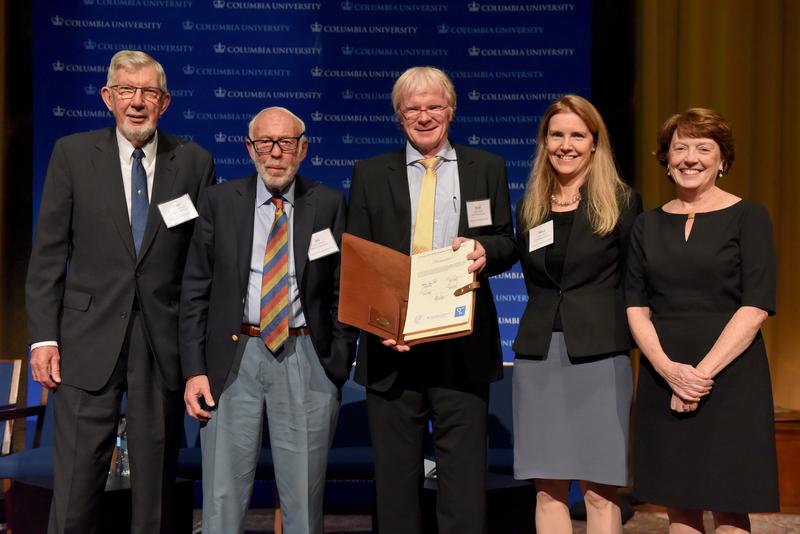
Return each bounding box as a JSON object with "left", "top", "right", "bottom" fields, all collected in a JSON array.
[
  {"left": 106, "top": 50, "right": 168, "bottom": 93},
  {"left": 391, "top": 66, "right": 457, "bottom": 114},
  {"left": 519, "top": 94, "right": 630, "bottom": 236}
]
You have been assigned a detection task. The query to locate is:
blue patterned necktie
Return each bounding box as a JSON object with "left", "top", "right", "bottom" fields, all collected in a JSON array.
[{"left": 131, "top": 148, "right": 149, "bottom": 255}]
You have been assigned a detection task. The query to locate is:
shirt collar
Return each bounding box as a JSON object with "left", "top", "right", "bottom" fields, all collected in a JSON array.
[
  {"left": 405, "top": 140, "right": 456, "bottom": 167},
  {"left": 257, "top": 175, "right": 296, "bottom": 207},
  {"left": 116, "top": 128, "right": 157, "bottom": 163}
]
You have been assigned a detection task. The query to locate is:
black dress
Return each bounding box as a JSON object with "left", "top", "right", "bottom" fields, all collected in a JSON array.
[{"left": 625, "top": 200, "right": 779, "bottom": 513}]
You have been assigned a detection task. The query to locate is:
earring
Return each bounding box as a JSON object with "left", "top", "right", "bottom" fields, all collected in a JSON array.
[
  {"left": 718, "top": 170, "right": 724, "bottom": 178},
  {"left": 666, "top": 167, "right": 671, "bottom": 176}
]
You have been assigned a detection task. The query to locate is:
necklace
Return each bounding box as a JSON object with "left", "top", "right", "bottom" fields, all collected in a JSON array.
[{"left": 550, "top": 192, "right": 582, "bottom": 206}]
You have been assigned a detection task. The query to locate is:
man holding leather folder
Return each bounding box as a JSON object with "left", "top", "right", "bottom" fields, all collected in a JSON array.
[{"left": 345, "top": 66, "right": 516, "bottom": 534}]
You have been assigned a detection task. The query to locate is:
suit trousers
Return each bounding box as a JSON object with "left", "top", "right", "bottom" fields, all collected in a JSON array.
[
  {"left": 367, "top": 383, "right": 489, "bottom": 534},
  {"left": 48, "top": 308, "right": 184, "bottom": 534},
  {"left": 200, "top": 334, "right": 339, "bottom": 534}
]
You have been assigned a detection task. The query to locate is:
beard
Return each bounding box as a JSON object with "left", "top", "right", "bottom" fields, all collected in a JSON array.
[
  {"left": 119, "top": 122, "right": 157, "bottom": 145},
  {"left": 253, "top": 158, "right": 299, "bottom": 194}
]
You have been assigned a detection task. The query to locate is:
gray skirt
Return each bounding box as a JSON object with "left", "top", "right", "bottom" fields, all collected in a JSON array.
[{"left": 512, "top": 332, "right": 632, "bottom": 486}]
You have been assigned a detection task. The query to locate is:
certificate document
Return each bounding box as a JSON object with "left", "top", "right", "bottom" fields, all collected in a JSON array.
[{"left": 402, "top": 240, "right": 476, "bottom": 342}]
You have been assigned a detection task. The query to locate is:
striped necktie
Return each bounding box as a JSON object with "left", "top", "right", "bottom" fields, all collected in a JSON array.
[
  {"left": 412, "top": 156, "right": 442, "bottom": 254},
  {"left": 260, "top": 196, "right": 289, "bottom": 353}
]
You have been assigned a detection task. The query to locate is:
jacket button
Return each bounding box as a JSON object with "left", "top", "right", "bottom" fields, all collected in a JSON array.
[
  {"left": 231, "top": 334, "right": 238, "bottom": 342},
  {"left": 558, "top": 290, "right": 563, "bottom": 296},
  {"left": 120, "top": 312, "right": 128, "bottom": 319}
]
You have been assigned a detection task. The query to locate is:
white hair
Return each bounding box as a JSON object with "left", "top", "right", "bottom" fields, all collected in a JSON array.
[
  {"left": 106, "top": 50, "right": 168, "bottom": 92},
  {"left": 247, "top": 107, "right": 307, "bottom": 145}
]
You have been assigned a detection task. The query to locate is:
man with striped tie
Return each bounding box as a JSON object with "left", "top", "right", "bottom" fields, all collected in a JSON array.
[{"left": 179, "top": 107, "right": 358, "bottom": 534}]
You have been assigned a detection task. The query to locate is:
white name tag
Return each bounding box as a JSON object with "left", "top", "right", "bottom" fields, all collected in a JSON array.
[
  {"left": 307, "top": 228, "right": 339, "bottom": 261},
  {"left": 466, "top": 199, "right": 492, "bottom": 228},
  {"left": 528, "top": 220, "right": 554, "bottom": 252},
  {"left": 157, "top": 193, "right": 199, "bottom": 228}
]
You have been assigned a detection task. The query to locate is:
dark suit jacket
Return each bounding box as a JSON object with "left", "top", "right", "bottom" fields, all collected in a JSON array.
[
  {"left": 26, "top": 127, "right": 216, "bottom": 392},
  {"left": 346, "top": 143, "right": 517, "bottom": 392},
  {"left": 179, "top": 174, "right": 358, "bottom": 402},
  {"left": 513, "top": 189, "right": 643, "bottom": 358}
]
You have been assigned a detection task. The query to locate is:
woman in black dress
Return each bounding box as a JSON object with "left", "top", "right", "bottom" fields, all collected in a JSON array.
[{"left": 626, "top": 108, "right": 779, "bottom": 533}]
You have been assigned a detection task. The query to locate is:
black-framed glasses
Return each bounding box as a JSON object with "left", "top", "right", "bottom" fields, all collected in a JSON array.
[
  {"left": 108, "top": 85, "right": 164, "bottom": 103},
  {"left": 247, "top": 133, "right": 305, "bottom": 154},
  {"left": 400, "top": 105, "right": 450, "bottom": 121}
]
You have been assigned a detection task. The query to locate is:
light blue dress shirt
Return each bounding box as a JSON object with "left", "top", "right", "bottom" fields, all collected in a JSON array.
[
  {"left": 406, "top": 141, "right": 461, "bottom": 253},
  {"left": 244, "top": 177, "right": 306, "bottom": 328}
]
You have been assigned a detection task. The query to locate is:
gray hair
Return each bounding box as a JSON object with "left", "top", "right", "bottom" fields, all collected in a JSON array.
[
  {"left": 247, "top": 107, "right": 307, "bottom": 146},
  {"left": 391, "top": 66, "right": 457, "bottom": 114},
  {"left": 106, "top": 50, "right": 168, "bottom": 93}
]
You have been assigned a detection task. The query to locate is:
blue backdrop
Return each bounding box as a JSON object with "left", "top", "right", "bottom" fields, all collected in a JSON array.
[{"left": 32, "top": 0, "right": 592, "bottom": 382}]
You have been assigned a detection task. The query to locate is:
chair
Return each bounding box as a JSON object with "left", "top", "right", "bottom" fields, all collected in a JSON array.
[{"left": 0, "top": 359, "right": 23, "bottom": 455}]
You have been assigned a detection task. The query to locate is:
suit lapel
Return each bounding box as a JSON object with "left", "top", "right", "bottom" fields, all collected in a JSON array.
[
  {"left": 386, "top": 150, "right": 412, "bottom": 252},
  {"left": 137, "top": 131, "right": 178, "bottom": 263},
  {"left": 235, "top": 175, "right": 258, "bottom": 296},
  {"left": 454, "top": 143, "right": 477, "bottom": 234},
  {"left": 93, "top": 128, "right": 137, "bottom": 261},
  {"left": 292, "top": 177, "right": 315, "bottom": 287}
]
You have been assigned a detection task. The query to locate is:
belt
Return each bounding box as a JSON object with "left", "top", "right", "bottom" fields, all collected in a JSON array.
[{"left": 240, "top": 324, "right": 311, "bottom": 337}]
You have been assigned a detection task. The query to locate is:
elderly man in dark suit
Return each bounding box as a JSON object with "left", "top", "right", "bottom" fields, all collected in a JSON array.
[
  {"left": 346, "top": 66, "right": 517, "bottom": 534},
  {"left": 26, "top": 50, "right": 216, "bottom": 533},
  {"left": 180, "top": 106, "right": 358, "bottom": 534}
]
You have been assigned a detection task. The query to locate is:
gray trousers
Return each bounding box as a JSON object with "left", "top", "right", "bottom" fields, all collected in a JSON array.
[{"left": 201, "top": 334, "right": 339, "bottom": 534}]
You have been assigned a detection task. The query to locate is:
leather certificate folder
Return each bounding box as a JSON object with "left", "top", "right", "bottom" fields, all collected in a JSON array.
[{"left": 338, "top": 233, "right": 479, "bottom": 346}]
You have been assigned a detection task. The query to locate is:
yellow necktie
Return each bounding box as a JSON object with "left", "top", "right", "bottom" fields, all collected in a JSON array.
[{"left": 412, "top": 156, "right": 442, "bottom": 254}]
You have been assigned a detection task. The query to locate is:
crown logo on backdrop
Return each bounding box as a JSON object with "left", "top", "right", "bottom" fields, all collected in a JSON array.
[
  {"left": 311, "top": 111, "right": 323, "bottom": 121},
  {"left": 183, "top": 109, "right": 196, "bottom": 119},
  {"left": 468, "top": 46, "right": 480, "bottom": 57},
  {"left": 183, "top": 64, "right": 196, "bottom": 75},
  {"left": 341, "top": 45, "right": 353, "bottom": 55},
  {"left": 341, "top": 89, "right": 354, "bottom": 99},
  {"left": 84, "top": 84, "right": 97, "bottom": 95},
  {"left": 52, "top": 60, "right": 65, "bottom": 71},
  {"left": 84, "top": 39, "right": 97, "bottom": 50},
  {"left": 214, "top": 87, "right": 227, "bottom": 98},
  {"left": 468, "top": 1, "right": 480, "bottom": 12},
  {"left": 342, "top": 134, "right": 354, "bottom": 144},
  {"left": 213, "top": 0, "right": 226, "bottom": 8},
  {"left": 311, "top": 155, "right": 323, "bottom": 166},
  {"left": 341, "top": 177, "right": 351, "bottom": 189},
  {"left": 310, "top": 21, "right": 323, "bottom": 32},
  {"left": 214, "top": 132, "right": 227, "bottom": 142},
  {"left": 182, "top": 20, "right": 195, "bottom": 30},
  {"left": 52, "top": 106, "right": 66, "bottom": 117},
  {"left": 341, "top": 0, "right": 353, "bottom": 10},
  {"left": 468, "top": 90, "right": 480, "bottom": 101},
  {"left": 51, "top": 15, "right": 64, "bottom": 26},
  {"left": 468, "top": 134, "right": 481, "bottom": 145},
  {"left": 437, "top": 24, "right": 449, "bottom": 34},
  {"left": 310, "top": 66, "right": 323, "bottom": 77},
  {"left": 213, "top": 42, "right": 226, "bottom": 53}
]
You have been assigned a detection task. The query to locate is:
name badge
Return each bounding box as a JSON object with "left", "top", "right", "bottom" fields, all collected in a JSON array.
[
  {"left": 528, "top": 220, "right": 554, "bottom": 252},
  {"left": 157, "top": 193, "right": 199, "bottom": 228},
  {"left": 307, "top": 228, "right": 339, "bottom": 261},
  {"left": 466, "top": 199, "right": 492, "bottom": 228}
]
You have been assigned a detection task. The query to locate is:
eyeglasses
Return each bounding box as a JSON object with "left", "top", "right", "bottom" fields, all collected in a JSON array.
[
  {"left": 247, "top": 134, "right": 305, "bottom": 154},
  {"left": 108, "top": 85, "right": 164, "bottom": 103},
  {"left": 400, "top": 105, "right": 450, "bottom": 121}
]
